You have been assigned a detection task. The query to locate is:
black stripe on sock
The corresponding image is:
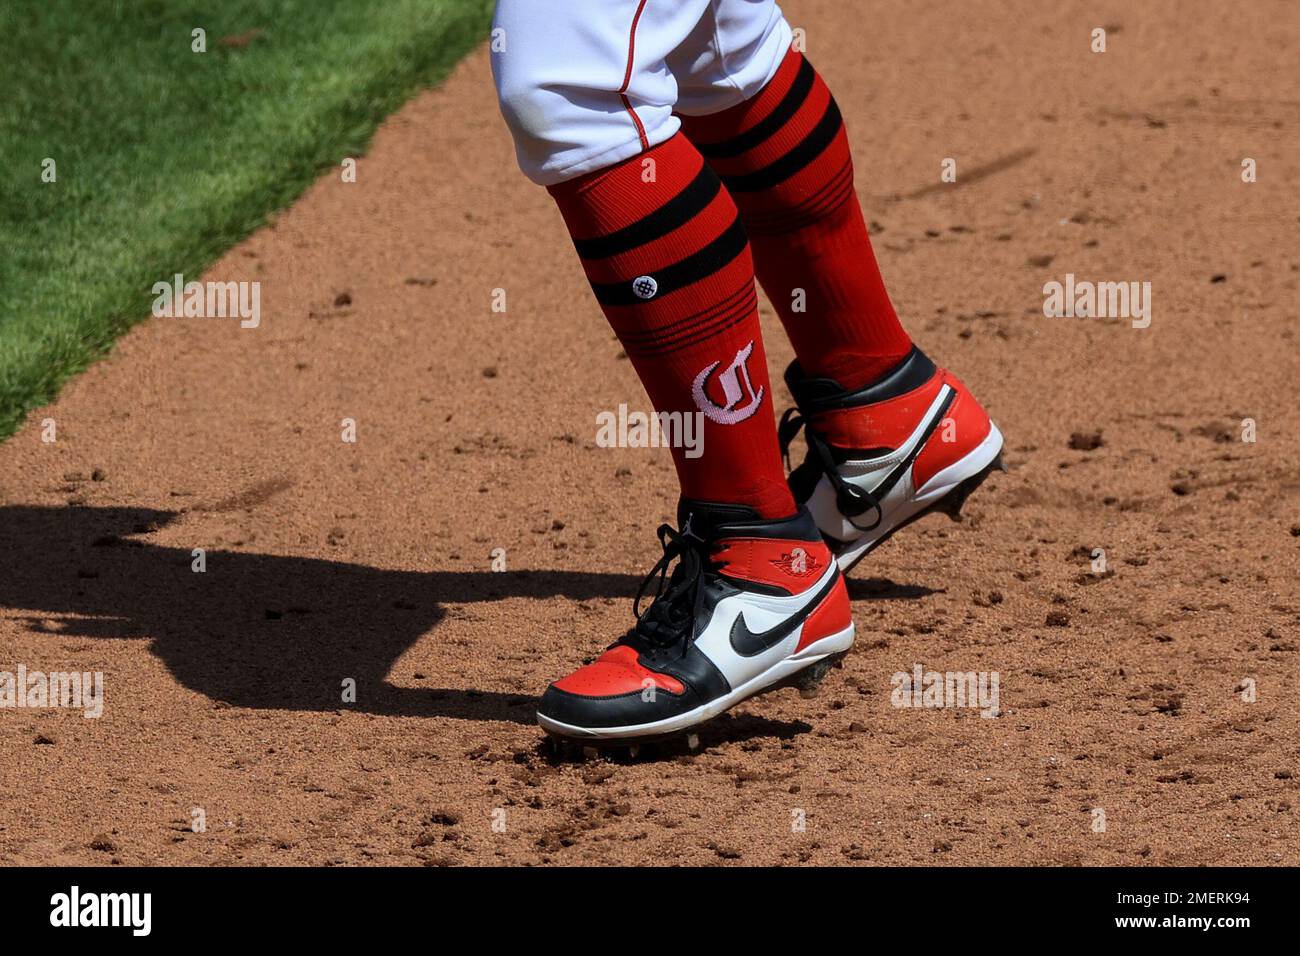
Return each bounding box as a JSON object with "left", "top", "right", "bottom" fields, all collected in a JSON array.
[
  {"left": 743, "top": 159, "right": 854, "bottom": 235},
  {"left": 721, "top": 97, "right": 843, "bottom": 194},
  {"left": 746, "top": 157, "right": 851, "bottom": 223},
  {"left": 694, "top": 57, "right": 816, "bottom": 160},
  {"left": 623, "top": 288, "right": 758, "bottom": 358},
  {"left": 570, "top": 164, "right": 721, "bottom": 261},
  {"left": 624, "top": 286, "right": 757, "bottom": 355},
  {"left": 590, "top": 215, "right": 749, "bottom": 307},
  {"left": 748, "top": 178, "right": 855, "bottom": 236},
  {"left": 616, "top": 282, "right": 753, "bottom": 346},
  {"left": 652, "top": 290, "right": 757, "bottom": 356}
]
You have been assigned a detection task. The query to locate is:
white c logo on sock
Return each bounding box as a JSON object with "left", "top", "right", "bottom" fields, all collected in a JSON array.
[{"left": 692, "top": 340, "right": 765, "bottom": 425}]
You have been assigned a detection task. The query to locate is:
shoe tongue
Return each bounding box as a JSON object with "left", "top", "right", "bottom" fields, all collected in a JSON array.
[
  {"left": 676, "top": 498, "right": 763, "bottom": 542},
  {"left": 600, "top": 645, "right": 641, "bottom": 666}
]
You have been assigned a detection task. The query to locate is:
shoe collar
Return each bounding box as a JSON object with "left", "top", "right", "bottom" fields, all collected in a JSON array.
[
  {"left": 784, "top": 345, "right": 937, "bottom": 414},
  {"left": 676, "top": 499, "right": 822, "bottom": 546}
]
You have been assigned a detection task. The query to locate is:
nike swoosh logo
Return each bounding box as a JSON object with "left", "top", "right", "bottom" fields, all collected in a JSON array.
[
  {"left": 729, "top": 567, "right": 841, "bottom": 657},
  {"left": 862, "top": 385, "right": 957, "bottom": 501}
]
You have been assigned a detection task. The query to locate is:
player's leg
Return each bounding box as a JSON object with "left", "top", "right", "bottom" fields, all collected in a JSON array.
[
  {"left": 670, "top": 2, "right": 909, "bottom": 388},
  {"left": 672, "top": 1, "right": 1003, "bottom": 572},
  {"left": 491, "top": 0, "right": 853, "bottom": 742},
  {"left": 493, "top": 0, "right": 789, "bottom": 514}
]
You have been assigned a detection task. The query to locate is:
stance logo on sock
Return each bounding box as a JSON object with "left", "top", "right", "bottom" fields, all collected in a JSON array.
[
  {"left": 692, "top": 340, "right": 765, "bottom": 425},
  {"left": 632, "top": 275, "right": 658, "bottom": 299}
]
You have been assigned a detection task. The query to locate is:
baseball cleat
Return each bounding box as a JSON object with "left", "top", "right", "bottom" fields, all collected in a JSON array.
[
  {"left": 536, "top": 501, "right": 854, "bottom": 742},
  {"left": 779, "top": 346, "right": 1004, "bottom": 574}
]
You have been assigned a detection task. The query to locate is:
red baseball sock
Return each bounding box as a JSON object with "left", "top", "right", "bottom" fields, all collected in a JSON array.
[
  {"left": 679, "top": 49, "right": 912, "bottom": 390},
  {"left": 548, "top": 133, "right": 794, "bottom": 519}
]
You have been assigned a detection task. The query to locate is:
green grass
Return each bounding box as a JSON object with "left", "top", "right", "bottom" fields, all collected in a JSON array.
[{"left": 0, "top": 0, "right": 492, "bottom": 439}]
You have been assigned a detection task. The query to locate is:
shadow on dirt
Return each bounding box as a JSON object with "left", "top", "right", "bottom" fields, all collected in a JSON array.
[{"left": 0, "top": 505, "right": 936, "bottom": 729}]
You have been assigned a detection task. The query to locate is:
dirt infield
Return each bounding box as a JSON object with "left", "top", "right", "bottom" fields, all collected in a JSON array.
[{"left": 1, "top": 0, "right": 1297, "bottom": 866}]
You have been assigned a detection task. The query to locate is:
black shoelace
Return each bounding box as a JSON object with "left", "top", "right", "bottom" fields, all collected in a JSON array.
[
  {"left": 626, "top": 523, "right": 708, "bottom": 653},
  {"left": 778, "top": 407, "right": 884, "bottom": 533}
]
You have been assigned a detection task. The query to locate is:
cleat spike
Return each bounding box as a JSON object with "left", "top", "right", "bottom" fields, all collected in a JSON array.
[
  {"left": 944, "top": 490, "right": 970, "bottom": 522},
  {"left": 936, "top": 454, "right": 1006, "bottom": 523},
  {"left": 545, "top": 736, "right": 577, "bottom": 760},
  {"left": 581, "top": 745, "right": 599, "bottom": 760},
  {"left": 685, "top": 733, "right": 700, "bottom": 752},
  {"left": 793, "top": 655, "right": 838, "bottom": 697}
]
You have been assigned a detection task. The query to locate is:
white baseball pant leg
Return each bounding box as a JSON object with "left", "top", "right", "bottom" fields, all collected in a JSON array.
[{"left": 491, "top": 0, "right": 793, "bottom": 185}]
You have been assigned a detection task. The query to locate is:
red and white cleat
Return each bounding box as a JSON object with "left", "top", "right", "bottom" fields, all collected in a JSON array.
[
  {"left": 537, "top": 501, "right": 853, "bottom": 743},
  {"left": 779, "top": 346, "right": 1005, "bottom": 574}
]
